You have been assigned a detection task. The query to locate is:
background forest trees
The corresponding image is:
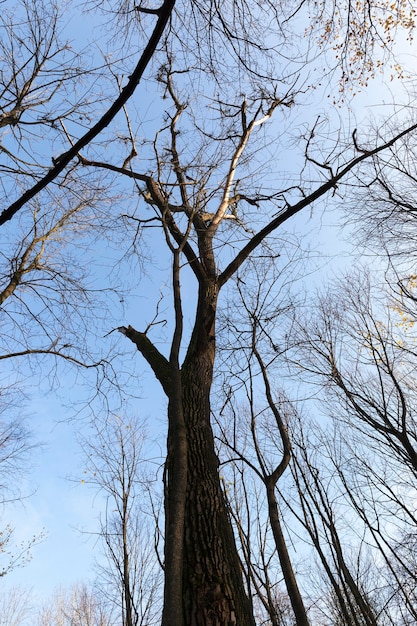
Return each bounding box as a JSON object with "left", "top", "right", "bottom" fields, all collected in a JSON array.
[{"left": 2, "top": 0, "right": 417, "bottom": 625}]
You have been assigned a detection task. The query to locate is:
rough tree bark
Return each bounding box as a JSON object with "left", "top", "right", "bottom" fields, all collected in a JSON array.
[{"left": 180, "top": 277, "right": 255, "bottom": 626}]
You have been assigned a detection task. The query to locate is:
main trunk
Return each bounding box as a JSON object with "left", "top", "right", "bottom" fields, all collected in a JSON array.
[
  {"left": 180, "top": 362, "right": 254, "bottom": 626},
  {"left": 121, "top": 276, "right": 255, "bottom": 624},
  {"left": 175, "top": 278, "right": 255, "bottom": 626}
]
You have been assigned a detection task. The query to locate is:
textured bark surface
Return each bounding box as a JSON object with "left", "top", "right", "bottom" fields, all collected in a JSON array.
[
  {"left": 181, "top": 364, "right": 255, "bottom": 626},
  {"left": 178, "top": 279, "right": 255, "bottom": 626}
]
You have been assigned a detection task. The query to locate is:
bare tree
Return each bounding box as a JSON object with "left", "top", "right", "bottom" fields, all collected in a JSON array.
[
  {"left": 37, "top": 583, "right": 114, "bottom": 626},
  {"left": 287, "top": 269, "right": 417, "bottom": 623},
  {"left": 214, "top": 257, "right": 417, "bottom": 625},
  {"left": 0, "top": 586, "right": 33, "bottom": 626},
  {"left": 103, "top": 64, "right": 417, "bottom": 623},
  {"left": 214, "top": 261, "right": 310, "bottom": 625},
  {"left": 80, "top": 415, "right": 161, "bottom": 626},
  {"left": 0, "top": 401, "right": 42, "bottom": 578}
]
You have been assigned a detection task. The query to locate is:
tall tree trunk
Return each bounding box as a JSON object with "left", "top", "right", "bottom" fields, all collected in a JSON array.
[
  {"left": 121, "top": 278, "right": 255, "bottom": 625},
  {"left": 266, "top": 482, "right": 310, "bottom": 626},
  {"left": 179, "top": 279, "right": 255, "bottom": 626}
]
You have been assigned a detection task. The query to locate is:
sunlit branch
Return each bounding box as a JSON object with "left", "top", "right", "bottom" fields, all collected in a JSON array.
[{"left": 219, "top": 122, "right": 417, "bottom": 286}]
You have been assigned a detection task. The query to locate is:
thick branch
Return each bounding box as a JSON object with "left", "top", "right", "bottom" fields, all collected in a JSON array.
[
  {"left": 208, "top": 98, "right": 280, "bottom": 231},
  {"left": 0, "top": 0, "right": 176, "bottom": 226},
  {"left": 219, "top": 122, "right": 417, "bottom": 287},
  {"left": 118, "top": 325, "right": 172, "bottom": 396},
  {"left": 162, "top": 249, "right": 187, "bottom": 626},
  {"left": 79, "top": 156, "right": 207, "bottom": 283}
]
